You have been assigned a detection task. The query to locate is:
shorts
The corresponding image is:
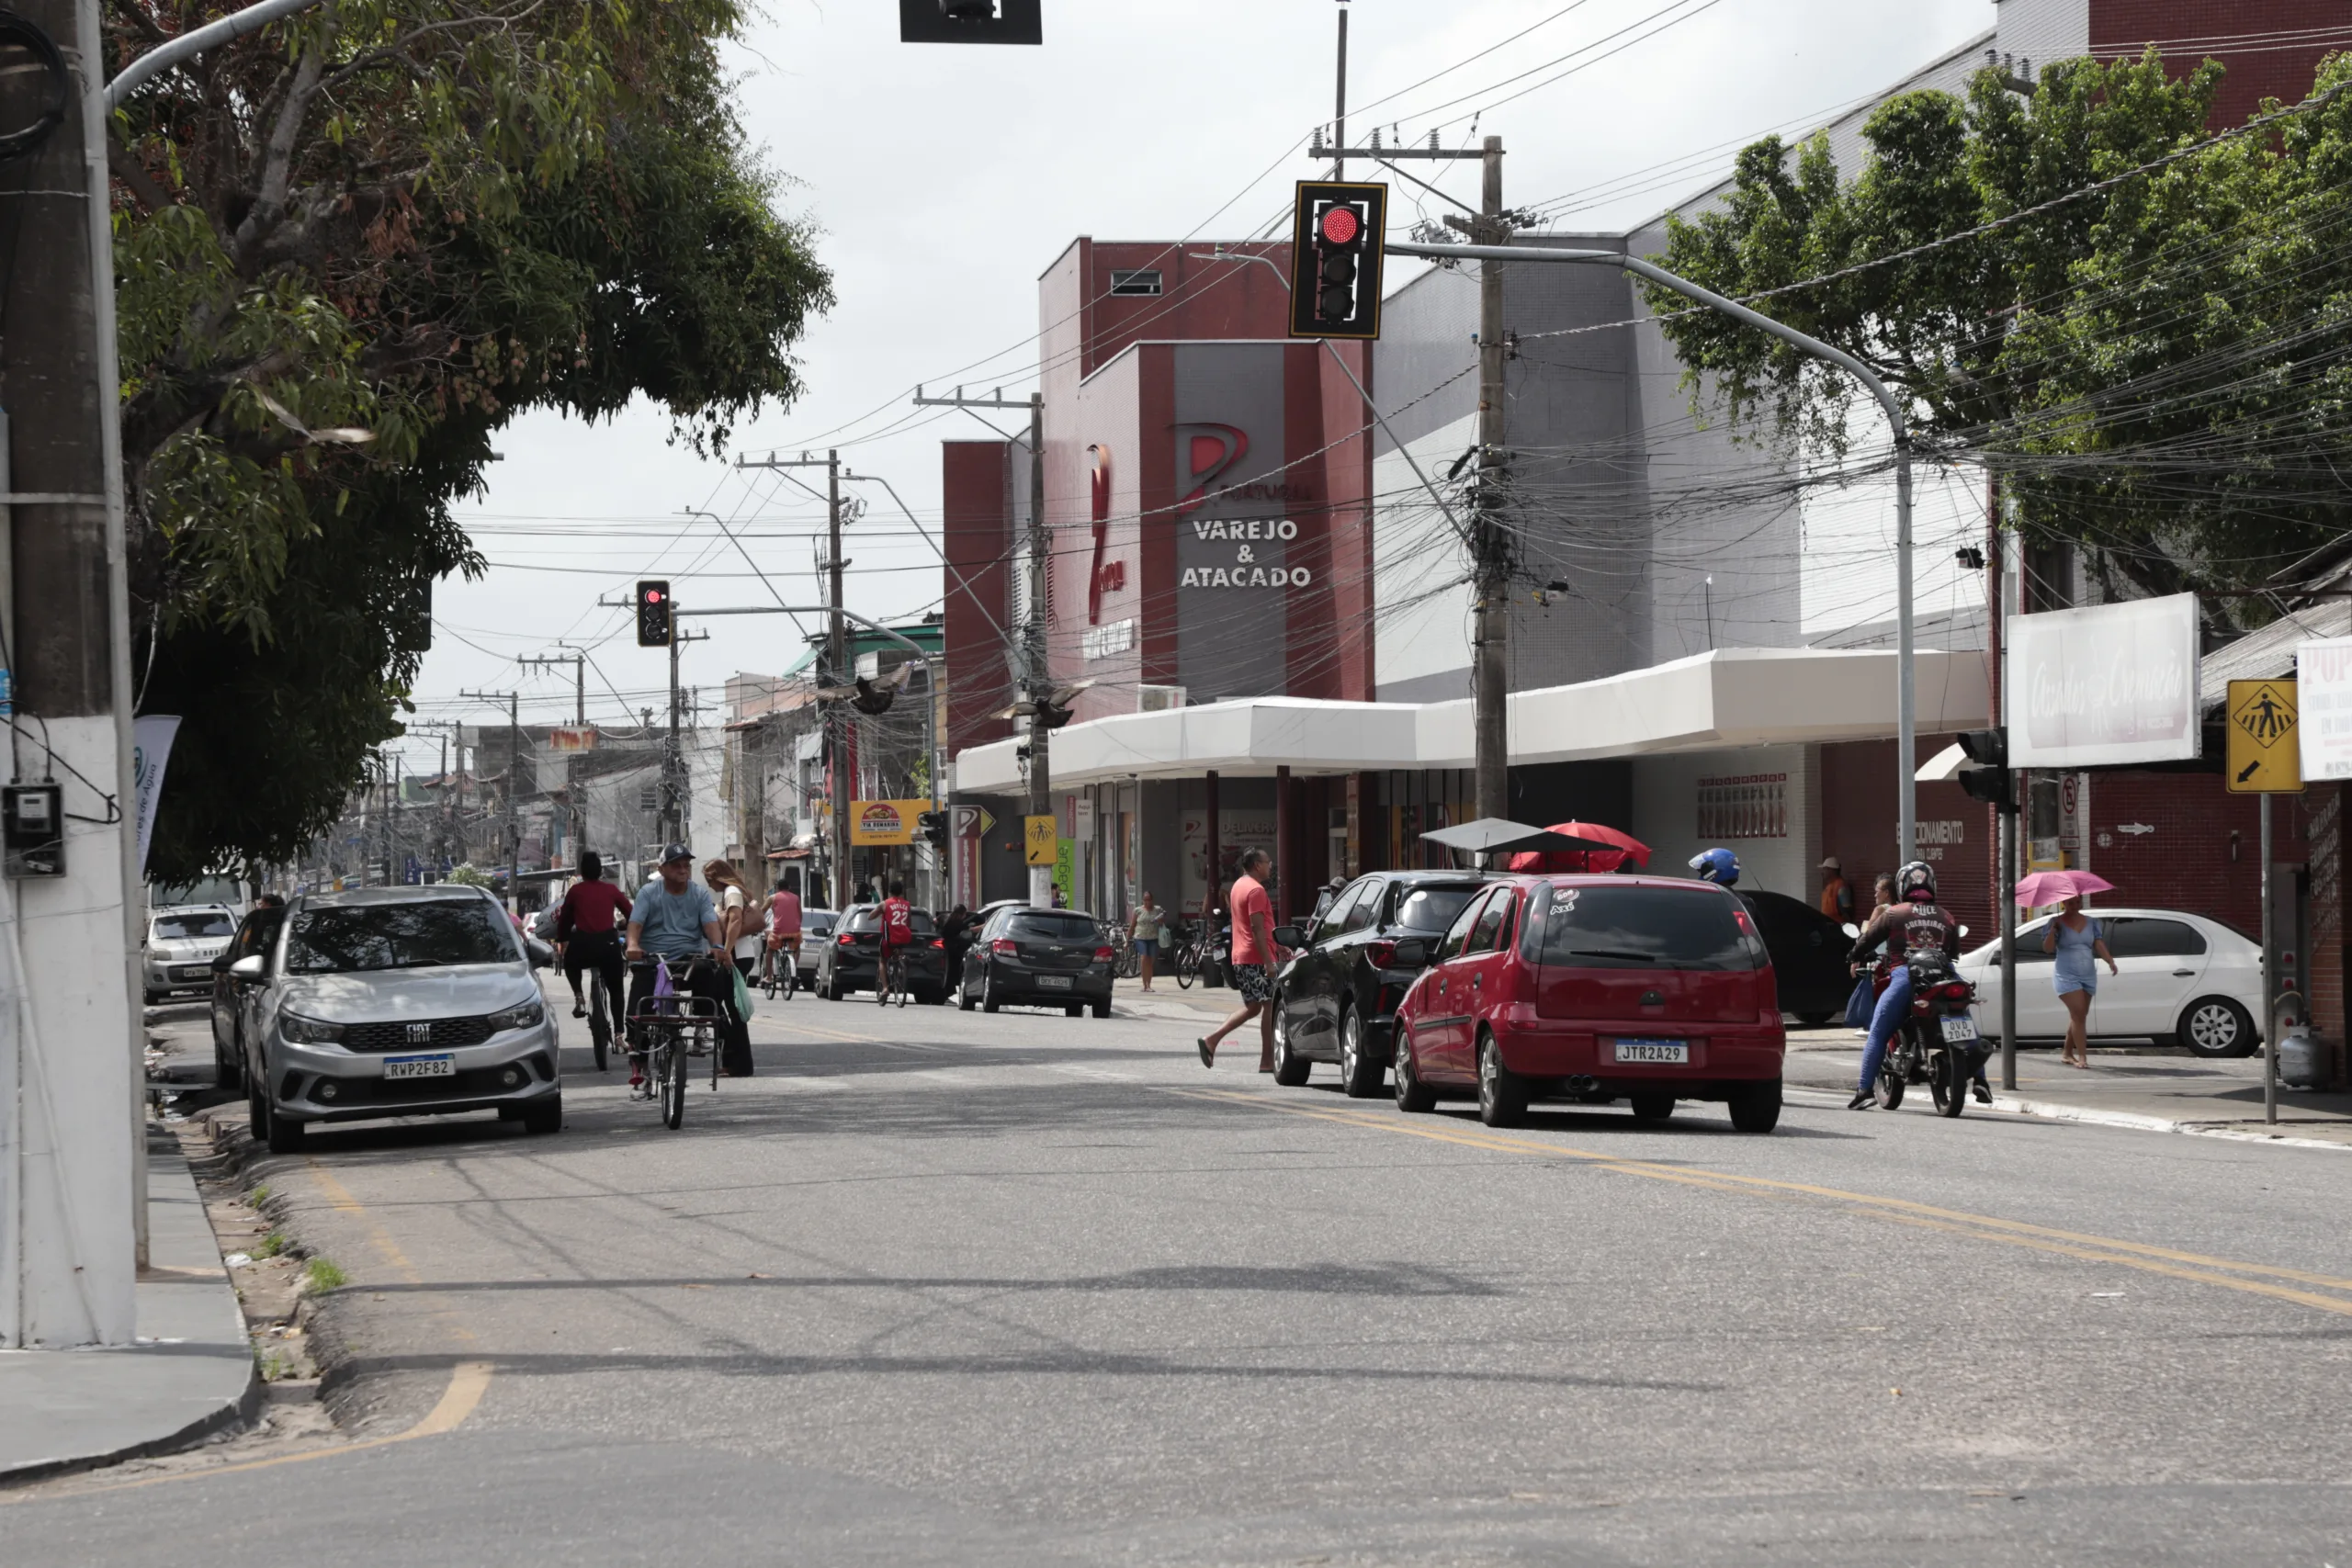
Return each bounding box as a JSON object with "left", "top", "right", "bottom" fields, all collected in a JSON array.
[
  {"left": 1229, "top": 963, "right": 1270, "bottom": 1005},
  {"left": 1132, "top": 937, "right": 1159, "bottom": 958},
  {"left": 2054, "top": 974, "right": 2097, "bottom": 998}
]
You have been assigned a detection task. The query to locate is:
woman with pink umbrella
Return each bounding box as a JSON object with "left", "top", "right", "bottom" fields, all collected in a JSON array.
[{"left": 2018, "top": 870, "right": 2120, "bottom": 1069}]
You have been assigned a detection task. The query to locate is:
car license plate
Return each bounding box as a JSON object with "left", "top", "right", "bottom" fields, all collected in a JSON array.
[
  {"left": 1612, "top": 1039, "right": 1689, "bottom": 1065},
  {"left": 1038, "top": 975, "right": 1073, "bottom": 990},
  {"left": 383, "top": 1054, "right": 456, "bottom": 1079},
  {"left": 1939, "top": 1015, "right": 1980, "bottom": 1043}
]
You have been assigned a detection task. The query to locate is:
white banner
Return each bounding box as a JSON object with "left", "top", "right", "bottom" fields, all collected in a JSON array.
[
  {"left": 2005, "top": 593, "right": 2200, "bottom": 767},
  {"left": 2297, "top": 637, "right": 2352, "bottom": 780},
  {"left": 131, "top": 715, "right": 182, "bottom": 874}
]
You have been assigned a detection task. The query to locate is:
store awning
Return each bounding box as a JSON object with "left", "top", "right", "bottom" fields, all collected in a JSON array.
[{"left": 950, "top": 647, "right": 1989, "bottom": 793}]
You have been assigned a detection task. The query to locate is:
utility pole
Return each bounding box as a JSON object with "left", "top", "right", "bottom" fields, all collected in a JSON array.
[
  {"left": 520, "top": 649, "right": 586, "bottom": 863},
  {"left": 1467, "top": 137, "right": 1510, "bottom": 820},
  {"left": 1024, "top": 394, "right": 1052, "bottom": 908},
  {"left": 462, "top": 691, "right": 523, "bottom": 908}
]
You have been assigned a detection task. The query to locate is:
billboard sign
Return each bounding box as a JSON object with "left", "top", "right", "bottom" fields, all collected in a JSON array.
[
  {"left": 850, "top": 798, "right": 928, "bottom": 847},
  {"left": 2298, "top": 639, "right": 2352, "bottom": 780},
  {"left": 2006, "top": 593, "right": 2200, "bottom": 768}
]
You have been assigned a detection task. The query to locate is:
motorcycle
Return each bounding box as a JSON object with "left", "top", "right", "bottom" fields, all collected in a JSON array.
[{"left": 1870, "top": 953, "right": 1988, "bottom": 1117}]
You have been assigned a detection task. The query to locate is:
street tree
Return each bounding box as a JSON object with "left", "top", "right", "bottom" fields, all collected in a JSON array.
[{"left": 107, "top": 2, "right": 831, "bottom": 882}]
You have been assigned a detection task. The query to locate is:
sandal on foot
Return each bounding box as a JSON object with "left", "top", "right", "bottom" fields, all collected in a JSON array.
[{"left": 1196, "top": 1037, "right": 1214, "bottom": 1069}]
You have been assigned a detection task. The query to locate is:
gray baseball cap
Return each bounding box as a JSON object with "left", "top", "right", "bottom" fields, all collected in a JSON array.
[{"left": 661, "top": 843, "right": 693, "bottom": 864}]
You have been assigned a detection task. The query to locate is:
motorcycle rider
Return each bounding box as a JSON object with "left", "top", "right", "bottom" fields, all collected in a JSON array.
[{"left": 1843, "top": 860, "right": 1988, "bottom": 1110}]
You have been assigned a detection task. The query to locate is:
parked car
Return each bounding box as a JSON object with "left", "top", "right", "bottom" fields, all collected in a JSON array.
[
  {"left": 1269, "top": 871, "right": 1488, "bottom": 1097},
  {"left": 208, "top": 904, "right": 286, "bottom": 1089},
  {"left": 144, "top": 904, "right": 240, "bottom": 1004},
  {"left": 793, "top": 908, "right": 838, "bottom": 991},
  {"left": 1386, "top": 874, "right": 1785, "bottom": 1132},
  {"left": 1955, "top": 907, "right": 2263, "bottom": 1056},
  {"left": 957, "top": 905, "right": 1115, "bottom": 1017},
  {"left": 1736, "top": 889, "right": 1860, "bottom": 1025},
  {"left": 815, "top": 905, "right": 950, "bottom": 1002},
  {"left": 232, "top": 886, "right": 563, "bottom": 1152}
]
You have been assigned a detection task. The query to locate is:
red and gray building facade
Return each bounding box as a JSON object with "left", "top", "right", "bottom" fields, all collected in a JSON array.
[{"left": 942, "top": 0, "right": 2352, "bottom": 1063}]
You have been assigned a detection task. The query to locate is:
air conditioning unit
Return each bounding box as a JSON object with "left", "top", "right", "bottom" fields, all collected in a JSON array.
[{"left": 1136, "top": 684, "right": 1187, "bottom": 713}]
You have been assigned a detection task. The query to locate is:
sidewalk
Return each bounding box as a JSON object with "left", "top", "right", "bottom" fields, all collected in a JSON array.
[
  {"left": 1783, "top": 1026, "right": 2352, "bottom": 1149},
  {"left": 0, "top": 1128, "right": 258, "bottom": 1483}
]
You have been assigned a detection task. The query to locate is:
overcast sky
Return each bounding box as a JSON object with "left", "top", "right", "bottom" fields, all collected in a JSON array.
[{"left": 395, "top": 0, "right": 1997, "bottom": 770}]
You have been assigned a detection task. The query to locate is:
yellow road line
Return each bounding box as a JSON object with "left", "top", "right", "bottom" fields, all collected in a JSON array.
[
  {"left": 1173, "top": 1085, "right": 2352, "bottom": 1316},
  {"left": 16, "top": 1361, "right": 496, "bottom": 1498}
]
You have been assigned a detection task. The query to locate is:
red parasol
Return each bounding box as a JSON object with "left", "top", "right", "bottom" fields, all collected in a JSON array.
[{"left": 1506, "top": 821, "right": 1652, "bottom": 874}]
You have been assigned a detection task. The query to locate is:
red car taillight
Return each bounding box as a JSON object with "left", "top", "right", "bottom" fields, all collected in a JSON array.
[
  {"left": 837, "top": 931, "right": 856, "bottom": 946},
  {"left": 1092, "top": 945, "right": 1114, "bottom": 961},
  {"left": 1364, "top": 940, "right": 1396, "bottom": 970},
  {"left": 930, "top": 938, "right": 944, "bottom": 949},
  {"left": 991, "top": 939, "right": 1017, "bottom": 956}
]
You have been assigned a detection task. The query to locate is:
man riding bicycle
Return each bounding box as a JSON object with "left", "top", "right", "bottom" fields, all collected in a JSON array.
[
  {"left": 765, "top": 876, "right": 803, "bottom": 988},
  {"left": 623, "top": 844, "right": 736, "bottom": 1088},
  {"left": 556, "top": 851, "right": 631, "bottom": 1041},
  {"left": 876, "top": 881, "right": 915, "bottom": 1001}
]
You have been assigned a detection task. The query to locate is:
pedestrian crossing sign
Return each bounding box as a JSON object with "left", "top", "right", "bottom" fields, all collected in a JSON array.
[
  {"left": 1024, "top": 815, "right": 1058, "bottom": 865},
  {"left": 2226, "top": 678, "right": 2301, "bottom": 794}
]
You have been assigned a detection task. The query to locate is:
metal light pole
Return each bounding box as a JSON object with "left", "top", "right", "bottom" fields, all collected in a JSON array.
[{"left": 1389, "top": 239, "right": 1918, "bottom": 861}]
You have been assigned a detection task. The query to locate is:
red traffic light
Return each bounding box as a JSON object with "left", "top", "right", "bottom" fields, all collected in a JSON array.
[
  {"left": 642, "top": 588, "right": 664, "bottom": 604},
  {"left": 1319, "top": 205, "right": 1361, "bottom": 246}
]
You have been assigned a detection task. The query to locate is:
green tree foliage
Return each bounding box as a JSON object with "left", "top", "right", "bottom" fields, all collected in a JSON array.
[
  {"left": 1645, "top": 49, "right": 2352, "bottom": 612},
  {"left": 107, "top": 2, "right": 831, "bottom": 881}
]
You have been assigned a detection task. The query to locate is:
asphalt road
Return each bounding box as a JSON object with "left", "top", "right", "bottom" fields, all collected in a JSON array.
[{"left": 17, "top": 989, "right": 2352, "bottom": 1564}]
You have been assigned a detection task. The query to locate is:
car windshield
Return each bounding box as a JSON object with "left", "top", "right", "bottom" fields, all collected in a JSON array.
[
  {"left": 1005, "top": 911, "right": 1100, "bottom": 942},
  {"left": 153, "top": 911, "right": 235, "bottom": 941},
  {"left": 283, "top": 899, "right": 518, "bottom": 974},
  {"left": 1390, "top": 885, "right": 1483, "bottom": 933},
  {"left": 1530, "top": 886, "right": 1761, "bottom": 971}
]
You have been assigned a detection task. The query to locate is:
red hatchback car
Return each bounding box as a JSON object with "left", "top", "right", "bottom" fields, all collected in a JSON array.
[{"left": 1386, "top": 874, "right": 1784, "bottom": 1133}]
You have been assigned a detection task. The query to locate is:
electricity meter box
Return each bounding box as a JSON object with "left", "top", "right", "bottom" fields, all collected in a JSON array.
[{"left": 4, "top": 783, "right": 63, "bottom": 878}]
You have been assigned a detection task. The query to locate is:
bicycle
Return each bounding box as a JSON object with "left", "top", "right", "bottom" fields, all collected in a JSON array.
[
  {"left": 1170, "top": 920, "right": 1217, "bottom": 989},
  {"left": 876, "top": 943, "right": 912, "bottom": 1009},
  {"left": 1105, "top": 925, "right": 1141, "bottom": 981},
  {"left": 626, "top": 956, "right": 722, "bottom": 1131},
  {"left": 585, "top": 968, "right": 612, "bottom": 1072},
  {"left": 761, "top": 939, "right": 798, "bottom": 1002}
]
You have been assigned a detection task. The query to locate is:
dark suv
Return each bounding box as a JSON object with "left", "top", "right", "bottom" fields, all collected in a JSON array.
[
  {"left": 815, "top": 905, "right": 950, "bottom": 1003},
  {"left": 958, "top": 906, "right": 1114, "bottom": 1017},
  {"left": 1268, "top": 871, "right": 1489, "bottom": 1097}
]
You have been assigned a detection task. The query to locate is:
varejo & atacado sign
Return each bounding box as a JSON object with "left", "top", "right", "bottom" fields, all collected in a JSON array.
[{"left": 1181, "top": 517, "right": 1310, "bottom": 589}]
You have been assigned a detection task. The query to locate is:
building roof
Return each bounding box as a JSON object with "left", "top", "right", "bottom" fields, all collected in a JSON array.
[
  {"left": 2199, "top": 603, "right": 2352, "bottom": 706},
  {"left": 952, "top": 646, "right": 1990, "bottom": 792}
]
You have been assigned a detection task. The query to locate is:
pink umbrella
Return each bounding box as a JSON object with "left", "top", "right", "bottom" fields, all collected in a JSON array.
[{"left": 2013, "top": 869, "right": 2116, "bottom": 907}]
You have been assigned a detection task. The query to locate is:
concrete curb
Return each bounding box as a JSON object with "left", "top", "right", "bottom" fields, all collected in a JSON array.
[
  {"left": 1988, "top": 1093, "right": 2352, "bottom": 1153},
  {"left": 0, "top": 1132, "right": 260, "bottom": 1485}
]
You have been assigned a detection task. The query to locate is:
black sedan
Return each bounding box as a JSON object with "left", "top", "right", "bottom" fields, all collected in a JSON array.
[
  {"left": 1736, "top": 889, "right": 1858, "bottom": 1024},
  {"left": 1269, "top": 871, "right": 1488, "bottom": 1097},
  {"left": 814, "top": 905, "right": 951, "bottom": 1003},
  {"left": 957, "top": 906, "right": 1114, "bottom": 1017}
]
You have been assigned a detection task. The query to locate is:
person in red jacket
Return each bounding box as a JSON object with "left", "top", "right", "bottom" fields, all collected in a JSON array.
[{"left": 557, "top": 852, "right": 632, "bottom": 1042}]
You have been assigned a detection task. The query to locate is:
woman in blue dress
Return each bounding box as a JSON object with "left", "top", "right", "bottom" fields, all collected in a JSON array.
[{"left": 2042, "top": 894, "right": 2117, "bottom": 1068}]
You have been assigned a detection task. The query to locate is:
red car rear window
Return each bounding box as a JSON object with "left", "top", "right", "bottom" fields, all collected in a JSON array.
[{"left": 1518, "top": 885, "right": 1764, "bottom": 971}]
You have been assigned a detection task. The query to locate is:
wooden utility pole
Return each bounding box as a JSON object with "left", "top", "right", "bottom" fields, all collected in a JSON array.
[
  {"left": 1026, "top": 394, "right": 1053, "bottom": 908},
  {"left": 1471, "top": 136, "right": 1510, "bottom": 820}
]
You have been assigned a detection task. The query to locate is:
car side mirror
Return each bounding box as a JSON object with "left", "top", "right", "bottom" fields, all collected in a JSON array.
[
  {"left": 1957, "top": 924, "right": 1971, "bottom": 940},
  {"left": 525, "top": 938, "right": 556, "bottom": 970},
  {"left": 1841, "top": 923, "right": 1860, "bottom": 939},
  {"left": 1391, "top": 937, "right": 1429, "bottom": 967},
  {"left": 1272, "top": 924, "right": 1304, "bottom": 948},
  {"left": 229, "top": 955, "right": 265, "bottom": 983}
]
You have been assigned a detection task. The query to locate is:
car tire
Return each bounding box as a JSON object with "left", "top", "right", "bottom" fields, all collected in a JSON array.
[
  {"left": 264, "top": 1098, "right": 302, "bottom": 1154},
  {"left": 1629, "top": 1092, "right": 1675, "bottom": 1122},
  {"left": 2178, "top": 996, "right": 2256, "bottom": 1058},
  {"left": 143, "top": 988, "right": 164, "bottom": 1007},
  {"left": 1065, "top": 1002, "right": 1084, "bottom": 1018},
  {"left": 917, "top": 985, "right": 947, "bottom": 1007},
  {"left": 1476, "top": 1031, "right": 1529, "bottom": 1128},
  {"left": 1728, "top": 1077, "right": 1782, "bottom": 1134},
  {"left": 1270, "top": 1001, "right": 1311, "bottom": 1086},
  {"left": 981, "top": 969, "right": 1001, "bottom": 1014},
  {"left": 522, "top": 1097, "right": 563, "bottom": 1135},
  {"left": 1394, "top": 1028, "right": 1436, "bottom": 1113},
  {"left": 1091, "top": 998, "right": 1111, "bottom": 1020},
  {"left": 957, "top": 977, "right": 978, "bottom": 1011},
  {"left": 1795, "top": 1011, "right": 1834, "bottom": 1027},
  {"left": 214, "top": 1032, "right": 243, "bottom": 1093},
  {"left": 1338, "top": 1006, "right": 1382, "bottom": 1099}
]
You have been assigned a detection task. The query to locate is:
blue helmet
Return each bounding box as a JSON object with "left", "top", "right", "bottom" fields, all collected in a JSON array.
[{"left": 1689, "top": 847, "right": 1740, "bottom": 886}]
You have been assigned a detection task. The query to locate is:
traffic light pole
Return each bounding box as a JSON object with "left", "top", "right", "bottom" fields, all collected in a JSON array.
[
  {"left": 2000, "top": 795, "right": 2018, "bottom": 1090},
  {"left": 1389, "top": 235, "right": 1918, "bottom": 862}
]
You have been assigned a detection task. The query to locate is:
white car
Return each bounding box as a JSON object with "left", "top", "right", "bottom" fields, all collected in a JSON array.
[
  {"left": 143, "top": 904, "right": 240, "bottom": 1003},
  {"left": 1955, "top": 908, "right": 2262, "bottom": 1057}
]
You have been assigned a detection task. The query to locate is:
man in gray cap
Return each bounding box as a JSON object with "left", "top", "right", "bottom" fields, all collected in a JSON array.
[{"left": 624, "top": 843, "right": 739, "bottom": 1086}]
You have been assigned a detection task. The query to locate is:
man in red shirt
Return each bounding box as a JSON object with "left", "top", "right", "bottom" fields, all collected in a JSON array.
[
  {"left": 556, "top": 851, "right": 633, "bottom": 1041},
  {"left": 876, "top": 881, "right": 916, "bottom": 999},
  {"left": 1197, "top": 848, "right": 1291, "bottom": 1072}
]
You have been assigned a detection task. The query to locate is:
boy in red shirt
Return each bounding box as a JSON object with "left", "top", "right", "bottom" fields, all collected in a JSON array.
[
  {"left": 1197, "top": 848, "right": 1291, "bottom": 1072},
  {"left": 876, "top": 882, "right": 915, "bottom": 998}
]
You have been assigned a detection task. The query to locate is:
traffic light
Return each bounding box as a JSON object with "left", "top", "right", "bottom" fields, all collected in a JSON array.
[
  {"left": 1957, "top": 728, "right": 2014, "bottom": 813},
  {"left": 1288, "top": 181, "right": 1388, "bottom": 340},
  {"left": 917, "top": 810, "right": 948, "bottom": 852},
  {"left": 635, "top": 580, "right": 672, "bottom": 648}
]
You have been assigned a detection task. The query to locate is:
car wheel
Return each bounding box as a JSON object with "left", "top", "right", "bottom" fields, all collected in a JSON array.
[
  {"left": 1065, "top": 1002, "right": 1084, "bottom": 1018},
  {"left": 918, "top": 986, "right": 947, "bottom": 1007},
  {"left": 522, "top": 1096, "right": 563, "bottom": 1135},
  {"left": 1338, "top": 1006, "right": 1382, "bottom": 1099},
  {"left": 143, "top": 988, "right": 164, "bottom": 1007},
  {"left": 1795, "top": 1011, "right": 1834, "bottom": 1027},
  {"left": 1728, "top": 1077, "right": 1782, "bottom": 1134},
  {"left": 1270, "top": 999, "right": 1311, "bottom": 1086},
  {"left": 264, "top": 1093, "right": 302, "bottom": 1154},
  {"left": 957, "top": 976, "right": 978, "bottom": 1011},
  {"left": 214, "top": 1031, "right": 243, "bottom": 1093},
  {"left": 981, "top": 968, "right": 1001, "bottom": 1014},
  {"left": 2178, "top": 996, "right": 2256, "bottom": 1058},
  {"left": 1091, "top": 998, "right": 1111, "bottom": 1020},
  {"left": 1629, "top": 1092, "right": 1675, "bottom": 1122},
  {"left": 1476, "top": 1031, "right": 1528, "bottom": 1128},
  {"left": 1394, "top": 1028, "right": 1436, "bottom": 1113}
]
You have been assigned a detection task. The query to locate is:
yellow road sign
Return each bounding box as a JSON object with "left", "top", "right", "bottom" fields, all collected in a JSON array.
[
  {"left": 1023, "top": 815, "right": 1058, "bottom": 865},
  {"left": 2227, "top": 678, "right": 2302, "bottom": 794}
]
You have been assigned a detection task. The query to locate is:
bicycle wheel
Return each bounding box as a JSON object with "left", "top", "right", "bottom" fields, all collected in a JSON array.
[
  {"left": 588, "top": 1006, "right": 610, "bottom": 1074},
  {"left": 661, "top": 1037, "right": 686, "bottom": 1129},
  {"left": 1173, "top": 943, "right": 1196, "bottom": 989}
]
